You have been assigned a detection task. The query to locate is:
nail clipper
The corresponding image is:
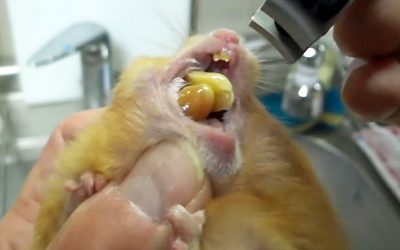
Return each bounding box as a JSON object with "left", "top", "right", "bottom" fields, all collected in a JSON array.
[{"left": 250, "top": 0, "right": 353, "bottom": 64}]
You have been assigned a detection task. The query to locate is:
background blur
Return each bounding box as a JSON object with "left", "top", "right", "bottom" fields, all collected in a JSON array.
[{"left": 1, "top": 1, "right": 399, "bottom": 249}]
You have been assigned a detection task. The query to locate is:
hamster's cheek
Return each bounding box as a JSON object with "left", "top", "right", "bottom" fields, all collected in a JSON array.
[{"left": 47, "top": 187, "right": 173, "bottom": 250}]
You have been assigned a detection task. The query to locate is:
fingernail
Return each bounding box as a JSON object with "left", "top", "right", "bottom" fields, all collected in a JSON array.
[
  {"left": 118, "top": 175, "right": 163, "bottom": 220},
  {"left": 379, "top": 106, "right": 400, "bottom": 124}
]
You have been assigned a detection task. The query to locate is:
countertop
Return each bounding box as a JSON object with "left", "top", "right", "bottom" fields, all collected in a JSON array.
[{"left": 303, "top": 122, "right": 400, "bottom": 215}]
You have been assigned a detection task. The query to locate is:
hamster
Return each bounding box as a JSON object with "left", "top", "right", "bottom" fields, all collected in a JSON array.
[{"left": 31, "top": 29, "right": 349, "bottom": 250}]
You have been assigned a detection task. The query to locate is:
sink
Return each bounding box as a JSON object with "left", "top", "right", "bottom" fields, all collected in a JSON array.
[
  {"left": 1, "top": 157, "right": 34, "bottom": 216},
  {"left": 0, "top": 97, "right": 83, "bottom": 215},
  {"left": 1, "top": 98, "right": 400, "bottom": 249},
  {"left": 296, "top": 135, "right": 400, "bottom": 250}
]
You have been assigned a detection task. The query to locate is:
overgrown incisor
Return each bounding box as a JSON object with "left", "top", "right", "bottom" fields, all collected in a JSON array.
[{"left": 178, "top": 71, "right": 234, "bottom": 121}]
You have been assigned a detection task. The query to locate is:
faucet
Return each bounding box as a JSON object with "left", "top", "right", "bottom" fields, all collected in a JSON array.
[{"left": 29, "top": 22, "right": 113, "bottom": 109}]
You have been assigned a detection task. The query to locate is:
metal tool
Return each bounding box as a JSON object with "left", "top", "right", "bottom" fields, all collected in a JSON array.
[{"left": 250, "top": 0, "right": 353, "bottom": 63}]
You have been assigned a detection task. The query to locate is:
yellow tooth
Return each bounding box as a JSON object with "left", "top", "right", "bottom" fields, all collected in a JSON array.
[
  {"left": 178, "top": 84, "right": 215, "bottom": 121},
  {"left": 185, "top": 71, "right": 234, "bottom": 112},
  {"left": 213, "top": 90, "right": 234, "bottom": 112},
  {"left": 212, "top": 51, "right": 231, "bottom": 62}
]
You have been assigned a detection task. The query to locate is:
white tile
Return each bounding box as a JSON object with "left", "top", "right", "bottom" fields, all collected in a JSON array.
[{"left": 6, "top": 0, "right": 190, "bottom": 104}]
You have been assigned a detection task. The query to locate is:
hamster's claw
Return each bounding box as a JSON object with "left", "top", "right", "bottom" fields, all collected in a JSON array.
[
  {"left": 171, "top": 239, "right": 189, "bottom": 250},
  {"left": 167, "top": 205, "right": 205, "bottom": 249},
  {"left": 64, "top": 171, "right": 106, "bottom": 196},
  {"left": 63, "top": 171, "right": 107, "bottom": 219}
]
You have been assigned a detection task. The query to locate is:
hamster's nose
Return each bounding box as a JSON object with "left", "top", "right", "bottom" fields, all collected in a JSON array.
[{"left": 211, "top": 29, "right": 239, "bottom": 44}]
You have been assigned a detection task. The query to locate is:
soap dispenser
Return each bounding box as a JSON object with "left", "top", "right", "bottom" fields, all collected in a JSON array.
[{"left": 282, "top": 43, "right": 325, "bottom": 123}]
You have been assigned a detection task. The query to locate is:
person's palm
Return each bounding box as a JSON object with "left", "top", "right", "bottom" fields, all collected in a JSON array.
[
  {"left": 0, "top": 110, "right": 101, "bottom": 250},
  {"left": 0, "top": 109, "right": 208, "bottom": 250}
]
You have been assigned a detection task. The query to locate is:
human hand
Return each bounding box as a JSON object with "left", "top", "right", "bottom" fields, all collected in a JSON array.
[
  {"left": 0, "top": 109, "right": 102, "bottom": 249},
  {"left": 0, "top": 109, "right": 210, "bottom": 250},
  {"left": 334, "top": 0, "right": 400, "bottom": 123}
]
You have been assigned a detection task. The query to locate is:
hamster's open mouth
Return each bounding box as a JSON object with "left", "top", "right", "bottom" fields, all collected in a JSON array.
[
  {"left": 170, "top": 42, "right": 240, "bottom": 133},
  {"left": 151, "top": 29, "right": 247, "bottom": 177},
  {"left": 166, "top": 31, "right": 245, "bottom": 177},
  {"left": 184, "top": 52, "right": 234, "bottom": 120}
]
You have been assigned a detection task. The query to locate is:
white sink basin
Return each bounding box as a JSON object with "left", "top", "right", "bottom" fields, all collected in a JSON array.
[{"left": 296, "top": 136, "right": 400, "bottom": 250}]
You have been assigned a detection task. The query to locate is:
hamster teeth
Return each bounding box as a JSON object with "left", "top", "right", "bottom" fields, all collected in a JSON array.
[
  {"left": 178, "top": 83, "right": 215, "bottom": 121},
  {"left": 178, "top": 71, "right": 234, "bottom": 121},
  {"left": 184, "top": 71, "right": 234, "bottom": 112},
  {"left": 212, "top": 50, "right": 231, "bottom": 62}
]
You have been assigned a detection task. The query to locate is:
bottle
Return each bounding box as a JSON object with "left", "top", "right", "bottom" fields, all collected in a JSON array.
[{"left": 281, "top": 43, "right": 325, "bottom": 131}]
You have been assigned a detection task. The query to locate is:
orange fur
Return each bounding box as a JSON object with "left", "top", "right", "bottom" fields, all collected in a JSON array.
[
  {"left": 31, "top": 57, "right": 187, "bottom": 250},
  {"left": 31, "top": 31, "right": 348, "bottom": 250},
  {"left": 201, "top": 98, "right": 349, "bottom": 249}
]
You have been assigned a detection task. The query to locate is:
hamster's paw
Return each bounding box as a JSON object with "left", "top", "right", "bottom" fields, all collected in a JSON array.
[
  {"left": 63, "top": 171, "right": 107, "bottom": 217},
  {"left": 171, "top": 238, "right": 189, "bottom": 250},
  {"left": 167, "top": 205, "right": 205, "bottom": 250}
]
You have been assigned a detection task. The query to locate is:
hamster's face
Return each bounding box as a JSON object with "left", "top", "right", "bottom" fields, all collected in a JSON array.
[{"left": 113, "top": 29, "right": 266, "bottom": 185}]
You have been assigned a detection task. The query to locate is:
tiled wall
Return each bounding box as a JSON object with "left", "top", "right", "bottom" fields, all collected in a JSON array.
[
  {"left": 3, "top": 0, "right": 269, "bottom": 104},
  {"left": 5, "top": 0, "right": 191, "bottom": 104},
  {"left": 195, "top": 0, "right": 264, "bottom": 36},
  {"left": 0, "top": 0, "right": 14, "bottom": 60}
]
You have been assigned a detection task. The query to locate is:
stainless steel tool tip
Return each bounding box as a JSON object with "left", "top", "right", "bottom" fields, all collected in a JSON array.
[{"left": 250, "top": 0, "right": 353, "bottom": 64}]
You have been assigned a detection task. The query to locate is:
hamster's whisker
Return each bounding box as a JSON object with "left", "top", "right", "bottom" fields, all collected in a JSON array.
[
  {"left": 151, "top": 1, "right": 188, "bottom": 43},
  {"left": 146, "top": 38, "right": 181, "bottom": 53},
  {"left": 256, "top": 55, "right": 287, "bottom": 64}
]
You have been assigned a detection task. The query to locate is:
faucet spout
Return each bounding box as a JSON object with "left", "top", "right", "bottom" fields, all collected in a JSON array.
[{"left": 29, "top": 22, "right": 113, "bottom": 109}]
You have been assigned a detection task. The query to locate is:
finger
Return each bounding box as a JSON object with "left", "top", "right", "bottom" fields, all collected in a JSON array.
[
  {"left": 47, "top": 187, "right": 173, "bottom": 250},
  {"left": 384, "top": 108, "right": 400, "bottom": 124},
  {"left": 8, "top": 109, "right": 103, "bottom": 222},
  {"left": 334, "top": 0, "right": 400, "bottom": 58},
  {"left": 117, "top": 140, "right": 211, "bottom": 220},
  {"left": 48, "top": 141, "right": 211, "bottom": 250},
  {"left": 59, "top": 108, "right": 104, "bottom": 142},
  {"left": 342, "top": 58, "right": 400, "bottom": 123}
]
